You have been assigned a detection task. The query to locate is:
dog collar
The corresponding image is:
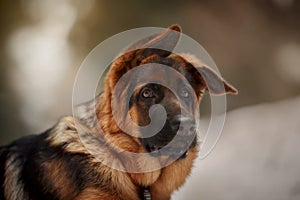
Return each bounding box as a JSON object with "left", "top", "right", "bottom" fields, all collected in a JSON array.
[{"left": 141, "top": 186, "right": 152, "bottom": 200}]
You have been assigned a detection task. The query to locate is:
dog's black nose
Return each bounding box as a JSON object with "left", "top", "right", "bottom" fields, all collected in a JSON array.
[{"left": 170, "top": 115, "right": 196, "bottom": 135}]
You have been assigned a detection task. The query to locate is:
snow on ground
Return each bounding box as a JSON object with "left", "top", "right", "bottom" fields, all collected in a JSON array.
[{"left": 173, "top": 96, "right": 300, "bottom": 200}]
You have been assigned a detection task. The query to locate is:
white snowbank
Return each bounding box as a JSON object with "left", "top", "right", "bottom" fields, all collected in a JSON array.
[{"left": 173, "top": 96, "right": 300, "bottom": 200}]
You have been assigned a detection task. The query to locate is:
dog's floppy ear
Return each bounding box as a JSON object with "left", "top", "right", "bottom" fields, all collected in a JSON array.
[
  {"left": 194, "top": 64, "right": 238, "bottom": 95},
  {"left": 106, "top": 24, "right": 181, "bottom": 92},
  {"left": 112, "top": 24, "right": 181, "bottom": 70},
  {"left": 126, "top": 24, "right": 181, "bottom": 58},
  {"left": 180, "top": 54, "right": 238, "bottom": 95}
]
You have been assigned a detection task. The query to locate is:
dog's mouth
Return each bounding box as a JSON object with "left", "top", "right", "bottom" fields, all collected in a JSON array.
[
  {"left": 139, "top": 115, "right": 197, "bottom": 160},
  {"left": 148, "top": 145, "right": 189, "bottom": 160},
  {"left": 145, "top": 140, "right": 194, "bottom": 160}
]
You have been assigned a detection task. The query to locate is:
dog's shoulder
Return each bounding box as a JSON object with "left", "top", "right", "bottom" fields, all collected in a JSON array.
[
  {"left": 0, "top": 129, "right": 53, "bottom": 200},
  {"left": 0, "top": 115, "right": 126, "bottom": 199}
]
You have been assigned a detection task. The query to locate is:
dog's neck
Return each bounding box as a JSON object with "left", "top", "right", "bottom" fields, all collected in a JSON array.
[
  {"left": 140, "top": 186, "right": 152, "bottom": 200},
  {"left": 74, "top": 95, "right": 195, "bottom": 200}
]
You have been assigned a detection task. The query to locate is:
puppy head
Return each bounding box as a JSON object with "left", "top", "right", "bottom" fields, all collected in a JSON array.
[{"left": 101, "top": 24, "right": 237, "bottom": 160}]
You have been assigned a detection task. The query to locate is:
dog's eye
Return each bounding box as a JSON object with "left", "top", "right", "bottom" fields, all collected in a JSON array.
[
  {"left": 180, "top": 89, "right": 189, "bottom": 98},
  {"left": 141, "top": 88, "right": 154, "bottom": 98}
]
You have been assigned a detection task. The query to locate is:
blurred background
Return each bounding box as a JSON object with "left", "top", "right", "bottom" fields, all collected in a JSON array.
[{"left": 0, "top": 0, "right": 300, "bottom": 199}]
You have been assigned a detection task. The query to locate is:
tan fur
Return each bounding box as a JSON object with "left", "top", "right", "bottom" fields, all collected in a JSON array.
[
  {"left": 47, "top": 116, "right": 140, "bottom": 200},
  {"left": 74, "top": 188, "right": 122, "bottom": 200},
  {"left": 42, "top": 159, "right": 74, "bottom": 199},
  {"left": 4, "top": 153, "right": 27, "bottom": 200},
  {"left": 151, "top": 146, "right": 198, "bottom": 200}
]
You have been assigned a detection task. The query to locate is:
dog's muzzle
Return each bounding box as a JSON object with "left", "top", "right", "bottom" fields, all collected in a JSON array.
[
  {"left": 149, "top": 115, "right": 197, "bottom": 159},
  {"left": 170, "top": 115, "right": 196, "bottom": 135}
]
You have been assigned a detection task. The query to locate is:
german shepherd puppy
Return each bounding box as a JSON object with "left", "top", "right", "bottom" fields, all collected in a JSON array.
[{"left": 0, "top": 24, "right": 237, "bottom": 200}]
